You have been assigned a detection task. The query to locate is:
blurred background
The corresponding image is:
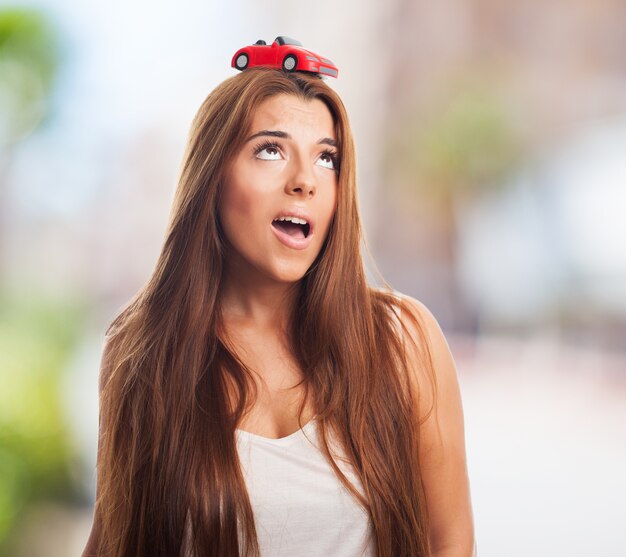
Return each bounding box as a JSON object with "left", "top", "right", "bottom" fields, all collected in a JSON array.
[{"left": 1, "top": 0, "right": 625, "bottom": 555}]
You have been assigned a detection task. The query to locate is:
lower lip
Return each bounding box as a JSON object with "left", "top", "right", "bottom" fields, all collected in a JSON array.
[{"left": 271, "top": 223, "right": 314, "bottom": 250}]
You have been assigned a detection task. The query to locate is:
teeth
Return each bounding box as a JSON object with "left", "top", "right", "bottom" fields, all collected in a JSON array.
[{"left": 273, "top": 216, "right": 308, "bottom": 225}]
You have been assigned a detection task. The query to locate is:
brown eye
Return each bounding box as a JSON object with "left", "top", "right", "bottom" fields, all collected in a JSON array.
[
  {"left": 254, "top": 141, "right": 282, "bottom": 160},
  {"left": 317, "top": 151, "right": 337, "bottom": 170}
]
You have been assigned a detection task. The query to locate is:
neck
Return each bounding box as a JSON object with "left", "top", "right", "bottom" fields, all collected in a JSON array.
[{"left": 219, "top": 261, "right": 300, "bottom": 332}]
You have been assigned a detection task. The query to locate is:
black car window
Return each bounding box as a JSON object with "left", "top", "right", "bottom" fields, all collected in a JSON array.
[{"left": 275, "top": 36, "right": 302, "bottom": 47}]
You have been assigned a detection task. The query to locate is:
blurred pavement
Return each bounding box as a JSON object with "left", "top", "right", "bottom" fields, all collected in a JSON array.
[{"left": 456, "top": 334, "right": 626, "bottom": 557}]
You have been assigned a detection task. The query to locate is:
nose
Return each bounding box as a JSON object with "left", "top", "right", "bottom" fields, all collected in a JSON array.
[{"left": 285, "top": 154, "right": 316, "bottom": 198}]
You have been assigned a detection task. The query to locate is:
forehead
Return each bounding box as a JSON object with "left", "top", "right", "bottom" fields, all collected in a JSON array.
[{"left": 248, "top": 94, "right": 336, "bottom": 139}]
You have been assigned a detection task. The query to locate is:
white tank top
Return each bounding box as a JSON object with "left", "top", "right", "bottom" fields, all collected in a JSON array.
[{"left": 236, "top": 418, "right": 375, "bottom": 556}]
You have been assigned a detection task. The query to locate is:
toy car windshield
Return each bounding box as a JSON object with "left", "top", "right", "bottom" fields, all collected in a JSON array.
[{"left": 275, "top": 36, "right": 302, "bottom": 46}]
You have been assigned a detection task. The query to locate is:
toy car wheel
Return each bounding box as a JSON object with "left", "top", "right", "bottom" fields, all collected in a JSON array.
[
  {"left": 282, "top": 54, "right": 297, "bottom": 72},
  {"left": 235, "top": 53, "right": 249, "bottom": 70}
]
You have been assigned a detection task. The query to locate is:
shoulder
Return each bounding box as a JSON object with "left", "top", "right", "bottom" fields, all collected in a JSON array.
[
  {"left": 372, "top": 289, "right": 459, "bottom": 419},
  {"left": 373, "top": 290, "right": 475, "bottom": 549},
  {"left": 388, "top": 291, "right": 454, "bottom": 369},
  {"left": 393, "top": 295, "right": 475, "bottom": 551},
  {"left": 384, "top": 291, "right": 461, "bottom": 425},
  {"left": 397, "top": 294, "right": 452, "bottom": 362},
  {"left": 371, "top": 287, "right": 439, "bottom": 334},
  {"left": 372, "top": 288, "right": 452, "bottom": 367}
]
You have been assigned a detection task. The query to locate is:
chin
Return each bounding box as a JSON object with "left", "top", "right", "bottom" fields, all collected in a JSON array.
[
  {"left": 270, "top": 261, "right": 310, "bottom": 283},
  {"left": 274, "top": 269, "right": 308, "bottom": 284}
]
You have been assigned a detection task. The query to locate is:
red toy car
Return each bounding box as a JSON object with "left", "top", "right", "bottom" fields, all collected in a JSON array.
[{"left": 231, "top": 36, "right": 339, "bottom": 79}]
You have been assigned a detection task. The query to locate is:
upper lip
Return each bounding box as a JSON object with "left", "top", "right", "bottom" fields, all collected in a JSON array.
[{"left": 271, "top": 207, "right": 315, "bottom": 236}]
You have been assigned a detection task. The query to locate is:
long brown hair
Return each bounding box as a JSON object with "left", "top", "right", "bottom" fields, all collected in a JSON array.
[{"left": 93, "top": 68, "right": 435, "bottom": 556}]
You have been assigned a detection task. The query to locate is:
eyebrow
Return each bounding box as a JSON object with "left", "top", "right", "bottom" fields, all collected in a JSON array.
[{"left": 245, "top": 129, "right": 337, "bottom": 148}]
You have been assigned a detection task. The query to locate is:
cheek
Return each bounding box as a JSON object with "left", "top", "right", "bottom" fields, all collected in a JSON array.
[
  {"left": 219, "top": 188, "right": 248, "bottom": 253},
  {"left": 321, "top": 179, "right": 339, "bottom": 226},
  {"left": 222, "top": 187, "right": 251, "bottom": 222},
  {"left": 220, "top": 173, "right": 261, "bottom": 228}
]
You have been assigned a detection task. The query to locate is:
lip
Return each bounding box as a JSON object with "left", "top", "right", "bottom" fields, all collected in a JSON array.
[
  {"left": 271, "top": 221, "right": 315, "bottom": 250},
  {"left": 270, "top": 207, "right": 315, "bottom": 250}
]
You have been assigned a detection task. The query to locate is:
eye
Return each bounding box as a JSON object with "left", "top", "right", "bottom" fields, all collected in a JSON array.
[
  {"left": 254, "top": 141, "right": 283, "bottom": 160},
  {"left": 317, "top": 150, "right": 338, "bottom": 170}
]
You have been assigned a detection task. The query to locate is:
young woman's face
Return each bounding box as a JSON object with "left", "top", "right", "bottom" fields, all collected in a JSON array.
[{"left": 219, "top": 93, "right": 339, "bottom": 284}]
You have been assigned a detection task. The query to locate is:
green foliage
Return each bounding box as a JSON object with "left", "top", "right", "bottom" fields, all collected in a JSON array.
[
  {"left": 394, "top": 81, "right": 524, "bottom": 199},
  {"left": 0, "top": 7, "right": 61, "bottom": 146},
  {"left": 0, "top": 289, "right": 89, "bottom": 549}
]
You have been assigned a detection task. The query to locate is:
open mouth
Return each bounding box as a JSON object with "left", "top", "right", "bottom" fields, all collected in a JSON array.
[{"left": 271, "top": 218, "right": 311, "bottom": 239}]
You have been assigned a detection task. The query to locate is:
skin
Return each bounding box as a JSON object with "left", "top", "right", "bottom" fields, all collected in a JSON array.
[
  {"left": 401, "top": 296, "right": 476, "bottom": 556},
  {"left": 219, "top": 93, "right": 475, "bottom": 554},
  {"left": 83, "top": 93, "right": 475, "bottom": 556},
  {"left": 218, "top": 93, "right": 338, "bottom": 437},
  {"left": 218, "top": 93, "right": 338, "bottom": 328}
]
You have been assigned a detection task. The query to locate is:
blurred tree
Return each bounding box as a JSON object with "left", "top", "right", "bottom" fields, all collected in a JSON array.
[
  {"left": 405, "top": 85, "right": 522, "bottom": 200},
  {"left": 390, "top": 76, "right": 525, "bottom": 330},
  {"left": 0, "top": 289, "right": 88, "bottom": 554},
  {"left": 0, "top": 8, "right": 59, "bottom": 149},
  {"left": 0, "top": 7, "right": 61, "bottom": 281}
]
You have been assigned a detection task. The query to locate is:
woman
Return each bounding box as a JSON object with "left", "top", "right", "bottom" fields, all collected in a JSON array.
[{"left": 83, "top": 67, "right": 475, "bottom": 557}]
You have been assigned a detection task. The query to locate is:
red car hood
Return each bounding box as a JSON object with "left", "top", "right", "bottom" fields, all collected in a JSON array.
[{"left": 295, "top": 47, "right": 334, "bottom": 64}]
